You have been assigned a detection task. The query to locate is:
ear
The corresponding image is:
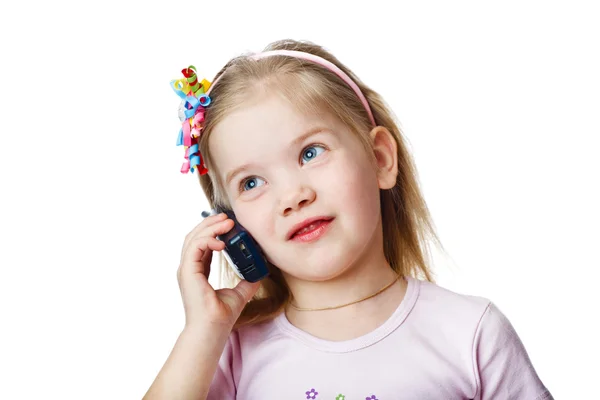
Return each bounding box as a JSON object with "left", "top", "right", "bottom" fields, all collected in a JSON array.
[{"left": 369, "top": 126, "right": 398, "bottom": 190}]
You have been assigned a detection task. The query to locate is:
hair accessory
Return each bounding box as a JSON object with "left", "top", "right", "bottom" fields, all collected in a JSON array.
[
  {"left": 171, "top": 51, "right": 375, "bottom": 175},
  {"left": 207, "top": 50, "right": 376, "bottom": 126},
  {"left": 170, "top": 66, "right": 212, "bottom": 175}
]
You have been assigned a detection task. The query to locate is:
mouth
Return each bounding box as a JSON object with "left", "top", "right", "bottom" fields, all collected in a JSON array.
[{"left": 287, "top": 216, "right": 335, "bottom": 242}]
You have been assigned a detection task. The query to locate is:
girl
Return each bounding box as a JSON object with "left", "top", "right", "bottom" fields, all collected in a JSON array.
[{"left": 144, "top": 40, "right": 553, "bottom": 399}]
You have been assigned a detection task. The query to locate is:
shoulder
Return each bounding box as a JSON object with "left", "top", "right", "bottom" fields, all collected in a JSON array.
[
  {"left": 411, "top": 278, "right": 492, "bottom": 330},
  {"left": 228, "top": 314, "right": 287, "bottom": 355},
  {"left": 234, "top": 314, "right": 283, "bottom": 341},
  {"left": 417, "top": 278, "right": 490, "bottom": 308},
  {"left": 411, "top": 278, "right": 525, "bottom": 355},
  {"left": 473, "top": 302, "right": 552, "bottom": 398},
  {"left": 406, "top": 278, "right": 495, "bottom": 359},
  {"left": 209, "top": 318, "right": 286, "bottom": 399},
  {"left": 411, "top": 278, "right": 552, "bottom": 398}
]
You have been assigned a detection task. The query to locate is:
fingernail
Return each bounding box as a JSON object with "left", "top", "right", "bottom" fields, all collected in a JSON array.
[{"left": 201, "top": 209, "right": 220, "bottom": 218}]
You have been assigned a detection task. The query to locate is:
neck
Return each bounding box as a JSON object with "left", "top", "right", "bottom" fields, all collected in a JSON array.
[
  {"left": 282, "top": 223, "right": 407, "bottom": 341},
  {"left": 285, "top": 252, "right": 397, "bottom": 310}
]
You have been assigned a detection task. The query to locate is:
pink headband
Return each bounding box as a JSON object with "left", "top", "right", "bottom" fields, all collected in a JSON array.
[
  {"left": 170, "top": 50, "right": 375, "bottom": 175},
  {"left": 207, "top": 50, "right": 376, "bottom": 126}
]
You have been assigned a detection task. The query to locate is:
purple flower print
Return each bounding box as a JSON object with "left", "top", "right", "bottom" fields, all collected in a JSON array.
[
  {"left": 305, "top": 388, "right": 318, "bottom": 399},
  {"left": 365, "top": 396, "right": 378, "bottom": 400}
]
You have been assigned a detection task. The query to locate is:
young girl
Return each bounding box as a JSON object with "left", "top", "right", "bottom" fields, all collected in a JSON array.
[{"left": 144, "top": 39, "right": 553, "bottom": 399}]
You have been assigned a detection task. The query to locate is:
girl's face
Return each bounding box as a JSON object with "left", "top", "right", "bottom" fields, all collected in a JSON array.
[{"left": 209, "top": 93, "right": 385, "bottom": 282}]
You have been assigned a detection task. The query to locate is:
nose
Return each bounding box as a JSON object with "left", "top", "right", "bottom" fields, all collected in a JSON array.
[{"left": 279, "top": 185, "right": 316, "bottom": 216}]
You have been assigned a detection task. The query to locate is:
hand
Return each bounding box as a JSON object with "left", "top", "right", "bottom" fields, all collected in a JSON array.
[{"left": 177, "top": 213, "right": 261, "bottom": 330}]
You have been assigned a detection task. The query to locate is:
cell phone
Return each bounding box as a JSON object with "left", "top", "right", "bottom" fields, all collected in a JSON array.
[{"left": 201, "top": 206, "right": 270, "bottom": 283}]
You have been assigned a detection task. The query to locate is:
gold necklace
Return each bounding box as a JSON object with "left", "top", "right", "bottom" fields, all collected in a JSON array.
[{"left": 288, "top": 275, "right": 401, "bottom": 312}]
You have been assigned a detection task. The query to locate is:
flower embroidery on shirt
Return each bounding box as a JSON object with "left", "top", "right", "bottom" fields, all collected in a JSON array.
[{"left": 302, "top": 388, "right": 376, "bottom": 399}]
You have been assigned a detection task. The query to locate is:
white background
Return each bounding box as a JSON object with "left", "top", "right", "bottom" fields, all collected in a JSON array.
[{"left": 1, "top": 0, "right": 598, "bottom": 398}]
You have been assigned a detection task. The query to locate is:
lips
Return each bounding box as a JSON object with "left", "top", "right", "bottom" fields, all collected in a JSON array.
[{"left": 287, "top": 216, "right": 334, "bottom": 241}]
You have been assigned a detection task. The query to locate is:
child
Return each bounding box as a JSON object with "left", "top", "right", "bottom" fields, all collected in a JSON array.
[{"left": 144, "top": 40, "right": 553, "bottom": 399}]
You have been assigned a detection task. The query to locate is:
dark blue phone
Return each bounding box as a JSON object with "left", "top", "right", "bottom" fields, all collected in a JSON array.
[{"left": 202, "top": 206, "right": 269, "bottom": 282}]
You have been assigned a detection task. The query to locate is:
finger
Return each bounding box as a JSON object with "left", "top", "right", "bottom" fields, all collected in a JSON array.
[
  {"left": 181, "top": 217, "right": 233, "bottom": 260},
  {"left": 182, "top": 213, "right": 228, "bottom": 249},
  {"left": 197, "top": 236, "right": 227, "bottom": 278},
  {"left": 179, "top": 236, "right": 226, "bottom": 279},
  {"left": 184, "top": 218, "right": 235, "bottom": 251},
  {"left": 181, "top": 218, "right": 233, "bottom": 261}
]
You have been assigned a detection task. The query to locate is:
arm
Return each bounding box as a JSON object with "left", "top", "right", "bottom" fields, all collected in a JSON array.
[
  {"left": 142, "top": 326, "right": 231, "bottom": 400},
  {"left": 142, "top": 213, "right": 260, "bottom": 399}
]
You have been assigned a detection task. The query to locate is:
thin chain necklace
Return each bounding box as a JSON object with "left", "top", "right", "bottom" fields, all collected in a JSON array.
[{"left": 288, "top": 275, "right": 401, "bottom": 312}]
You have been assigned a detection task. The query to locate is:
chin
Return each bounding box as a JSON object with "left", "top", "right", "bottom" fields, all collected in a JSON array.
[
  {"left": 274, "top": 247, "right": 358, "bottom": 282},
  {"left": 264, "top": 218, "right": 377, "bottom": 282},
  {"left": 283, "top": 265, "right": 351, "bottom": 283}
]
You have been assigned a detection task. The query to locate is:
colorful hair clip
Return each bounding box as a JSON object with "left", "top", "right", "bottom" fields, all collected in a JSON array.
[{"left": 170, "top": 65, "right": 212, "bottom": 175}]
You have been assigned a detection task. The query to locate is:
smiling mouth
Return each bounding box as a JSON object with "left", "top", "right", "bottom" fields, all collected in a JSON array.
[{"left": 289, "top": 218, "right": 334, "bottom": 243}]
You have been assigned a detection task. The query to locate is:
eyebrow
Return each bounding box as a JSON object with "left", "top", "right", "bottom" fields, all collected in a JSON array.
[
  {"left": 224, "top": 127, "right": 331, "bottom": 186},
  {"left": 291, "top": 126, "right": 331, "bottom": 147}
]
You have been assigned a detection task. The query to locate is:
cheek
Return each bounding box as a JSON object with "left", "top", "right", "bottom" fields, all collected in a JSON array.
[
  {"left": 234, "top": 201, "right": 276, "bottom": 243},
  {"left": 331, "top": 153, "right": 380, "bottom": 214},
  {"left": 238, "top": 205, "right": 281, "bottom": 265}
]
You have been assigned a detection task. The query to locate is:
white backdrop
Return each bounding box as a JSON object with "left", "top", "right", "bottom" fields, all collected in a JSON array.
[{"left": 0, "top": 0, "right": 598, "bottom": 398}]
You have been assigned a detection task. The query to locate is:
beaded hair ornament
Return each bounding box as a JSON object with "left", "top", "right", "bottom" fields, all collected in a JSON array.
[{"left": 170, "top": 50, "right": 376, "bottom": 175}]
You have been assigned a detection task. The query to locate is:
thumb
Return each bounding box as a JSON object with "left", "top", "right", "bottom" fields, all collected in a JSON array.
[
  {"left": 234, "top": 280, "right": 261, "bottom": 305},
  {"left": 220, "top": 280, "right": 261, "bottom": 317}
]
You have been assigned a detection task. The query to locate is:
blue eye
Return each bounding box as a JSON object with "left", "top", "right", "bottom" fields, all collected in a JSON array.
[
  {"left": 301, "top": 145, "right": 326, "bottom": 164},
  {"left": 241, "top": 176, "right": 265, "bottom": 191}
]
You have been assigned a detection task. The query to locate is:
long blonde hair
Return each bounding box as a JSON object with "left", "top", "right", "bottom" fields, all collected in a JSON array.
[{"left": 196, "top": 39, "right": 443, "bottom": 329}]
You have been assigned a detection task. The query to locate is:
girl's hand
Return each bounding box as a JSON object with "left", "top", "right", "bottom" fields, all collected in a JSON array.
[{"left": 177, "top": 213, "right": 261, "bottom": 330}]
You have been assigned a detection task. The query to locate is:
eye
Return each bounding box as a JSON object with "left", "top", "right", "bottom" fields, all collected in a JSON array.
[
  {"left": 240, "top": 176, "right": 266, "bottom": 192},
  {"left": 301, "top": 144, "right": 326, "bottom": 165}
]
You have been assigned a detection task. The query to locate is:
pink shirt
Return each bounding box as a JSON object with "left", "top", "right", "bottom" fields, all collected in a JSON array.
[{"left": 208, "top": 276, "right": 552, "bottom": 399}]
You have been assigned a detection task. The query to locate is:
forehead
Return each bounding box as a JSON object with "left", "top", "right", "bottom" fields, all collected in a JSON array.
[
  {"left": 212, "top": 93, "right": 328, "bottom": 143},
  {"left": 208, "top": 93, "right": 343, "bottom": 171}
]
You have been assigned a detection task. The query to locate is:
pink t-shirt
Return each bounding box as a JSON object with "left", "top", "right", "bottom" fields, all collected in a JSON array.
[{"left": 208, "top": 276, "right": 553, "bottom": 399}]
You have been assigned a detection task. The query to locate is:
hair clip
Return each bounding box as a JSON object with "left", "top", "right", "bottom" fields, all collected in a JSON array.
[{"left": 170, "top": 65, "right": 212, "bottom": 175}]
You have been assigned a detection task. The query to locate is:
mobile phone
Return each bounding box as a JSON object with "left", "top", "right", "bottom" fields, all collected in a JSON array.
[{"left": 201, "top": 207, "right": 269, "bottom": 282}]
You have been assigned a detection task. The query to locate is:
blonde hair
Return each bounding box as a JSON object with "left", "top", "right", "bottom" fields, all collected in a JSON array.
[{"left": 196, "top": 39, "right": 443, "bottom": 329}]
